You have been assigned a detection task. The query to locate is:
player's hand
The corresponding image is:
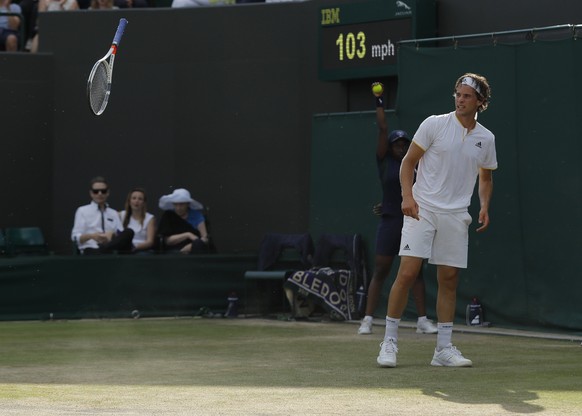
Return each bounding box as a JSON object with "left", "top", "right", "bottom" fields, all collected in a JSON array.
[
  {"left": 401, "top": 195, "right": 420, "bottom": 220},
  {"left": 476, "top": 209, "right": 490, "bottom": 232},
  {"left": 372, "top": 203, "right": 382, "bottom": 216}
]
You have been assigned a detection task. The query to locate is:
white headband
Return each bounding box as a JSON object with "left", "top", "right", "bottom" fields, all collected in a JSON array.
[{"left": 461, "top": 76, "right": 481, "bottom": 95}]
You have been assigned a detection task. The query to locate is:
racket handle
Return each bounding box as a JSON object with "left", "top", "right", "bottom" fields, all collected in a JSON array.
[{"left": 112, "top": 18, "right": 128, "bottom": 46}]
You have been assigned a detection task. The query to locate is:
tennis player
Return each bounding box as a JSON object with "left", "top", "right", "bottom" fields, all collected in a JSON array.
[{"left": 377, "top": 73, "right": 498, "bottom": 368}]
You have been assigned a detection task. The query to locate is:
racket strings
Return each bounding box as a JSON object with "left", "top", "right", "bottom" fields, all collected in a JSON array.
[{"left": 89, "top": 61, "right": 110, "bottom": 115}]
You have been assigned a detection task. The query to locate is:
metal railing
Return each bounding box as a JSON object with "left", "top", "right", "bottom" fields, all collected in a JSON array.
[{"left": 399, "top": 24, "right": 582, "bottom": 48}]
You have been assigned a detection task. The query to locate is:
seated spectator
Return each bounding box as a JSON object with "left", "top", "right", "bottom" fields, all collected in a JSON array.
[
  {"left": 16, "top": 0, "right": 37, "bottom": 51},
  {"left": 0, "top": 0, "right": 22, "bottom": 52},
  {"left": 157, "top": 188, "right": 210, "bottom": 254},
  {"left": 29, "top": 0, "right": 79, "bottom": 53},
  {"left": 71, "top": 176, "right": 134, "bottom": 255},
  {"left": 171, "top": 0, "right": 234, "bottom": 7},
  {"left": 114, "top": 0, "right": 148, "bottom": 8},
  {"left": 89, "top": 0, "right": 118, "bottom": 9},
  {"left": 119, "top": 188, "right": 157, "bottom": 253},
  {"left": 40, "top": 0, "right": 79, "bottom": 12}
]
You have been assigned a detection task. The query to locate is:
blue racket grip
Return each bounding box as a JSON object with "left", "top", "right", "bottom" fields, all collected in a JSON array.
[{"left": 112, "top": 18, "right": 128, "bottom": 46}]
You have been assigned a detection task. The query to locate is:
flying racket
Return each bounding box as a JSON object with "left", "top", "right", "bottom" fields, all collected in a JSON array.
[{"left": 87, "top": 18, "right": 128, "bottom": 116}]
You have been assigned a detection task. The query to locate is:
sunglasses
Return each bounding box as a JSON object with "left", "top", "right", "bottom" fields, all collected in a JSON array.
[{"left": 91, "top": 188, "right": 109, "bottom": 195}]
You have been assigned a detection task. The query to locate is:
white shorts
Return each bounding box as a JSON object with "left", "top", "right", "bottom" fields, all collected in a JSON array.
[{"left": 399, "top": 207, "right": 472, "bottom": 268}]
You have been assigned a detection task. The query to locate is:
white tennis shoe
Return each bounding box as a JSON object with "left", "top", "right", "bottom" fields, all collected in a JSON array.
[
  {"left": 377, "top": 339, "right": 398, "bottom": 367},
  {"left": 431, "top": 344, "right": 473, "bottom": 367},
  {"left": 416, "top": 318, "right": 438, "bottom": 334},
  {"left": 357, "top": 317, "right": 373, "bottom": 335}
]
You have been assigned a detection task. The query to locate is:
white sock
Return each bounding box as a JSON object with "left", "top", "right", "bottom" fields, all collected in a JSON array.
[
  {"left": 363, "top": 315, "right": 373, "bottom": 322},
  {"left": 436, "top": 322, "right": 453, "bottom": 351},
  {"left": 417, "top": 316, "right": 428, "bottom": 322},
  {"left": 384, "top": 316, "right": 400, "bottom": 343}
]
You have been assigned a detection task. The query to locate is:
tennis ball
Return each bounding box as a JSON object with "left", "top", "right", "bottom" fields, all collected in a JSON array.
[{"left": 373, "top": 84, "right": 384, "bottom": 95}]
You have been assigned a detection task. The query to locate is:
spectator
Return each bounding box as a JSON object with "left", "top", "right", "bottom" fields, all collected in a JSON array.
[
  {"left": 16, "top": 0, "right": 37, "bottom": 51},
  {"left": 0, "top": 0, "right": 22, "bottom": 52},
  {"left": 171, "top": 0, "right": 234, "bottom": 7},
  {"left": 29, "top": 0, "right": 79, "bottom": 53},
  {"left": 157, "top": 188, "right": 210, "bottom": 254},
  {"left": 358, "top": 83, "right": 437, "bottom": 336},
  {"left": 119, "top": 188, "right": 157, "bottom": 253},
  {"left": 71, "top": 176, "right": 134, "bottom": 255},
  {"left": 114, "top": 0, "right": 148, "bottom": 8},
  {"left": 89, "top": 0, "right": 117, "bottom": 9},
  {"left": 40, "top": 0, "right": 79, "bottom": 12}
]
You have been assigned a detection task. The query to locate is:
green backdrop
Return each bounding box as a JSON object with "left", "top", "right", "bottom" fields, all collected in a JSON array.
[{"left": 311, "top": 38, "right": 582, "bottom": 333}]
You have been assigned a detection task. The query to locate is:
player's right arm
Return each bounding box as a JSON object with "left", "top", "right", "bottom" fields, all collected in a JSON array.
[
  {"left": 400, "top": 142, "right": 424, "bottom": 220},
  {"left": 372, "top": 82, "right": 389, "bottom": 159}
]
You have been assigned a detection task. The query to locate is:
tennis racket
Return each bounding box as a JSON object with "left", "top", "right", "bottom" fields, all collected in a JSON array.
[{"left": 87, "top": 18, "right": 128, "bottom": 116}]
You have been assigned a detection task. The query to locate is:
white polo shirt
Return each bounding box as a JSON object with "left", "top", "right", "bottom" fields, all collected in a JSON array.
[
  {"left": 412, "top": 111, "right": 498, "bottom": 212},
  {"left": 71, "top": 201, "right": 123, "bottom": 250}
]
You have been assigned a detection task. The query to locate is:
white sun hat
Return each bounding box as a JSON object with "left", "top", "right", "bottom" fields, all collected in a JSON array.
[{"left": 158, "top": 188, "right": 203, "bottom": 211}]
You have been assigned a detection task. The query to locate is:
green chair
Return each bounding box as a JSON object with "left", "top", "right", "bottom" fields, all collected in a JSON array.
[
  {"left": 243, "top": 233, "right": 314, "bottom": 317},
  {"left": 5, "top": 227, "right": 49, "bottom": 256}
]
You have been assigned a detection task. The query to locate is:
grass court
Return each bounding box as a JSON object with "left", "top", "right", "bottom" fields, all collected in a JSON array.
[{"left": 0, "top": 317, "right": 581, "bottom": 415}]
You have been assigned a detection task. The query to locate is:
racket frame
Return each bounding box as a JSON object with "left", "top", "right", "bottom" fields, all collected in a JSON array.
[{"left": 87, "top": 18, "right": 128, "bottom": 116}]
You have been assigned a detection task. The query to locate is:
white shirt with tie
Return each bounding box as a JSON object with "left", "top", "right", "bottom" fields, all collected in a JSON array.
[{"left": 71, "top": 201, "right": 123, "bottom": 251}]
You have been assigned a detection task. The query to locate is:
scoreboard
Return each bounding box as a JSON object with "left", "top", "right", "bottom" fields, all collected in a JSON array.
[{"left": 318, "top": 0, "right": 436, "bottom": 81}]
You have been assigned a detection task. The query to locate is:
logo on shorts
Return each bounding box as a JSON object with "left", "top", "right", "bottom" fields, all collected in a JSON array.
[
  {"left": 403, "top": 244, "right": 411, "bottom": 251},
  {"left": 475, "top": 141, "right": 482, "bottom": 148}
]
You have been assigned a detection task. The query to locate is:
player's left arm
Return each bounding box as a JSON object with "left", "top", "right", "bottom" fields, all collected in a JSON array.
[{"left": 476, "top": 167, "right": 493, "bottom": 232}]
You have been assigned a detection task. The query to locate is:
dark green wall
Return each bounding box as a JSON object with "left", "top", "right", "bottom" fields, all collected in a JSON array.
[
  {"left": 0, "top": 54, "right": 54, "bottom": 234},
  {"left": 0, "top": 254, "right": 257, "bottom": 321},
  {"left": 1, "top": 1, "right": 582, "bottom": 331},
  {"left": 310, "top": 39, "right": 582, "bottom": 332},
  {"left": 33, "top": 4, "right": 349, "bottom": 255}
]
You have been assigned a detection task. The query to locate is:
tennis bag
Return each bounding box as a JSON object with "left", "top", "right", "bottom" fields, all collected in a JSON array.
[{"left": 284, "top": 267, "right": 355, "bottom": 321}]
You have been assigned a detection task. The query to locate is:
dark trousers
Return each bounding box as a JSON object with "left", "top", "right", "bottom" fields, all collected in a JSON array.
[{"left": 83, "top": 229, "right": 135, "bottom": 255}]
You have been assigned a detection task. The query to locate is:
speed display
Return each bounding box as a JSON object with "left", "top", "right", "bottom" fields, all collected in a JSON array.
[{"left": 318, "top": 0, "right": 435, "bottom": 81}]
